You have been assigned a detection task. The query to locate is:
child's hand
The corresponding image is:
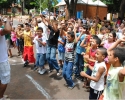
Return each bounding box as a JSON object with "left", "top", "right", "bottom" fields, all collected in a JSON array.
[
  {"left": 84, "top": 54, "right": 89, "bottom": 60},
  {"left": 81, "top": 52, "right": 85, "bottom": 55},
  {"left": 84, "top": 64, "right": 89, "bottom": 68},
  {"left": 120, "top": 36, "right": 125, "bottom": 42},
  {"left": 80, "top": 71, "right": 87, "bottom": 77}
]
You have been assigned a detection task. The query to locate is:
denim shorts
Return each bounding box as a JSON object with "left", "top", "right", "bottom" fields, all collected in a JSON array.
[
  {"left": 0, "top": 61, "right": 11, "bottom": 84},
  {"left": 58, "top": 51, "right": 65, "bottom": 61},
  {"left": 35, "top": 53, "right": 46, "bottom": 67},
  {"left": 86, "top": 67, "right": 92, "bottom": 76}
]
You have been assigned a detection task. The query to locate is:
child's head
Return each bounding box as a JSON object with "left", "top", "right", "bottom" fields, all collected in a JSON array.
[
  {"left": 67, "top": 27, "right": 73, "bottom": 32},
  {"left": 108, "top": 32, "right": 116, "bottom": 42},
  {"left": 25, "top": 23, "right": 31, "bottom": 31},
  {"left": 36, "top": 27, "right": 43, "bottom": 36},
  {"left": 105, "top": 27, "right": 112, "bottom": 33},
  {"left": 79, "top": 25, "right": 88, "bottom": 33},
  {"left": 96, "top": 47, "right": 107, "bottom": 62},
  {"left": 66, "top": 31, "right": 75, "bottom": 42},
  {"left": 108, "top": 47, "right": 125, "bottom": 65},
  {"left": 100, "top": 27, "right": 106, "bottom": 34},
  {"left": 91, "top": 36, "right": 101, "bottom": 48}
]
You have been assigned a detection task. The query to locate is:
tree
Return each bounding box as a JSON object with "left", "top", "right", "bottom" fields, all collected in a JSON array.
[{"left": 64, "top": 0, "right": 78, "bottom": 18}]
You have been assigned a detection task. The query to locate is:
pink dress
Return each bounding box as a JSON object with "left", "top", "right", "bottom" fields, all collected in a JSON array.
[{"left": 11, "top": 31, "right": 17, "bottom": 42}]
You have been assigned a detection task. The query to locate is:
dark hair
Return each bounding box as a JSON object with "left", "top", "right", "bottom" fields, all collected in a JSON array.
[
  {"left": 92, "top": 35, "right": 98, "bottom": 39},
  {"left": 112, "top": 47, "right": 125, "bottom": 64},
  {"left": 93, "top": 36, "right": 101, "bottom": 46},
  {"left": 67, "top": 31, "right": 75, "bottom": 38},
  {"left": 18, "top": 24, "right": 24, "bottom": 28},
  {"left": 25, "top": 23, "right": 31, "bottom": 27},
  {"left": 37, "top": 27, "right": 43, "bottom": 32},
  {"left": 111, "top": 31, "right": 116, "bottom": 38},
  {"left": 98, "top": 47, "right": 107, "bottom": 58},
  {"left": 100, "top": 26, "right": 106, "bottom": 32}
]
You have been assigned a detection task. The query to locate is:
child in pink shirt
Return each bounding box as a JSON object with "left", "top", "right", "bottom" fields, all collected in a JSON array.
[{"left": 11, "top": 27, "right": 17, "bottom": 48}]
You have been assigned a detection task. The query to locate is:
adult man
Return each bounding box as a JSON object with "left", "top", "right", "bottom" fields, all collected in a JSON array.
[{"left": 0, "top": 17, "right": 11, "bottom": 100}]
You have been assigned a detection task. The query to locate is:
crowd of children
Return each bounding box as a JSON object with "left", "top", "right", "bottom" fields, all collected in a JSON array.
[{"left": 1, "top": 14, "right": 125, "bottom": 100}]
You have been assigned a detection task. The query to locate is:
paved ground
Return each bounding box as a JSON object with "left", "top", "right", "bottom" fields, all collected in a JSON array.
[
  {"left": 4, "top": 17, "right": 89, "bottom": 99},
  {"left": 5, "top": 48, "right": 89, "bottom": 99}
]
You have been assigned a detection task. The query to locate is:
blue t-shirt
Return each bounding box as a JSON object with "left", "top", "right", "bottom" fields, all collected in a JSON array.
[
  {"left": 58, "top": 36, "right": 66, "bottom": 53},
  {"left": 76, "top": 33, "right": 86, "bottom": 54}
]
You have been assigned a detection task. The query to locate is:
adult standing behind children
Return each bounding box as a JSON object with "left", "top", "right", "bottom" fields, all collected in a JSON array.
[
  {"left": 0, "top": 17, "right": 11, "bottom": 100},
  {"left": 40, "top": 14, "right": 61, "bottom": 76}
]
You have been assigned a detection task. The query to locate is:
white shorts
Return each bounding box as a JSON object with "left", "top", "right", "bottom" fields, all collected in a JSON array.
[{"left": 0, "top": 61, "right": 11, "bottom": 84}]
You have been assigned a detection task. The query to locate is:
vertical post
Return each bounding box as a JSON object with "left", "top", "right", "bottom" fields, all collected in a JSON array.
[
  {"left": 85, "top": 0, "right": 89, "bottom": 18},
  {"left": 96, "top": 0, "right": 99, "bottom": 17}
]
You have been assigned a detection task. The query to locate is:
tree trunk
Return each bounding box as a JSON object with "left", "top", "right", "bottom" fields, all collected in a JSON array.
[
  {"left": 65, "top": 0, "right": 78, "bottom": 19},
  {"left": 119, "top": 0, "right": 125, "bottom": 19}
]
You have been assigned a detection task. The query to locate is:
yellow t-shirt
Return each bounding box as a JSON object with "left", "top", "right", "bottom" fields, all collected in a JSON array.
[
  {"left": 23, "top": 31, "right": 33, "bottom": 46},
  {"left": 34, "top": 26, "right": 38, "bottom": 31},
  {"left": 90, "top": 27, "right": 96, "bottom": 35}
]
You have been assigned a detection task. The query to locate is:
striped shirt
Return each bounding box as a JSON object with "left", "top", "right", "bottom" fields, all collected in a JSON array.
[{"left": 65, "top": 41, "right": 74, "bottom": 62}]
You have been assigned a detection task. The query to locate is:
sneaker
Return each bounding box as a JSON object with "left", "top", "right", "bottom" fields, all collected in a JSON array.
[
  {"left": 64, "top": 83, "right": 68, "bottom": 87},
  {"left": 48, "top": 70, "right": 53, "bottom": 73},
  {"left": 57, "top": 72, "right": 61, "bottom": 76},
  {"left": 68, "top": 83, "right": 76, "bottom": 90},
  {"left": 39, "top": 69, "right": 46, "bottom": 75},
  {"left": 23, "top": 61, "right": 29, "bottom": 67},
  {"left": 33, "top": 67, "right": 38, "bottom": 71}
]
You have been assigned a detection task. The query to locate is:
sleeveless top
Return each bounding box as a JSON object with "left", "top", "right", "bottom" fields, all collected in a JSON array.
[
  {"left": 90, "top": 61, "right": 107, "bottom": 91},
  {"left": 103, "top": 65, "right": 125, "bottom": 100},
  {"left": 23, "top": 31, "right": 33, "bottom": 46}
]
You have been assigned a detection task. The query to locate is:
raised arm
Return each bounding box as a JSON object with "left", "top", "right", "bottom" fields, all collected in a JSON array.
[{"left": 0, "top": 18, "right": 12, "bottom": 36}]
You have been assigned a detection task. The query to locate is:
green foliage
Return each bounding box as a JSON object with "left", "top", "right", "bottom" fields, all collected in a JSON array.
[{"left": 0, "top": 0, "right": 7, "bottom": 4}]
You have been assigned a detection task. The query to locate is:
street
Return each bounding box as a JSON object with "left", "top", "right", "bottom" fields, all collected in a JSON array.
[{"left": 4, "top": 17, "right": 89, "bottom": 99}]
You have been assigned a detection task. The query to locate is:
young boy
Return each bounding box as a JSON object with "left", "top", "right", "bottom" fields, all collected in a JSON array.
[
  {"left": 81, "top": 47, "right": 107, "bottom": 100},
  {"left": 33, "top": 27, "right": 47, "bottom": 74},
  {"left": 82, "top": 36, "right": 101, "bottom": 89},
  {"left": 74, "top": 25, "right": 87, "bottom": 78},
  {"left": 23, "top": 23, "right": 35, "bottom": 67},
  {"left": 63, "top": 31, "right": 76, "bottom": 89}
]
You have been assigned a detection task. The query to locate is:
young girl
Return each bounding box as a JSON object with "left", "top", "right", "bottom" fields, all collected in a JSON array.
[
  {"left": 103, "top": 32, "right": 116, "bottom": 74},
  {"left": 63, "top": 31, "right": 76, "bottom": 89},
  {"left": 11, "top": 27, "right": 17, "bottom": 48},
  {"left": 101, "top": 38, "right": 125, "bottom": 100}
]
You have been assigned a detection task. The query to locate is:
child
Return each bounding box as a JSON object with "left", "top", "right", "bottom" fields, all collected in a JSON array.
[
  {"left": 102, "top": 38, "right": 125, "bottom": 100},
  {"left": 74, "top": 25, "right": 87, "bottom": 78},
  {"left": 97, "top": 27, "right": 106, "bottom": 40},
  {"left": 11, "top": 27, "right": 17, "bottom": 48},
  {"left": 63, "top": 31, "right": 76, "bottom": 89},
  {"left": 81, "top": 47, "right": 107, "bottom": 100},
  {"left": 82, "top": 36, "right": 101, "bottom": 89},
  {"left": 103, "top": 32, "right": 116, "bottom": 74},
  {"left": 58, "top": 26, "right": 66, "bottom": 69},
  {"left": 33, "top": 27, "right": 47, "bottom": 74},
  {"left": 23, "top": 23, "right": 35, "bottom": 67}
]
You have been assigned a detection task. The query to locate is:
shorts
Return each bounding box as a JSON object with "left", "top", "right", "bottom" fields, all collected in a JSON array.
[
  {"left": 35, "top": 53, "right": 46, "bottom": 67},
  {"left": 58, "top": 51, "right": 65, "bottom": 61},
  {"left": 6, "top": 39, "right": 13, "bottom": 50},
  {"left": 86, "top": 67, "right": 92, "bottom": 76},
  {"left": 23, "top": 46, "right": 35, "bottom": 63},
  {"left": 0, "top": 61, "right": 11, "bottom": 84},
  {"left": 89, "top": 87, "right": 103, "bottom": 100}
]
